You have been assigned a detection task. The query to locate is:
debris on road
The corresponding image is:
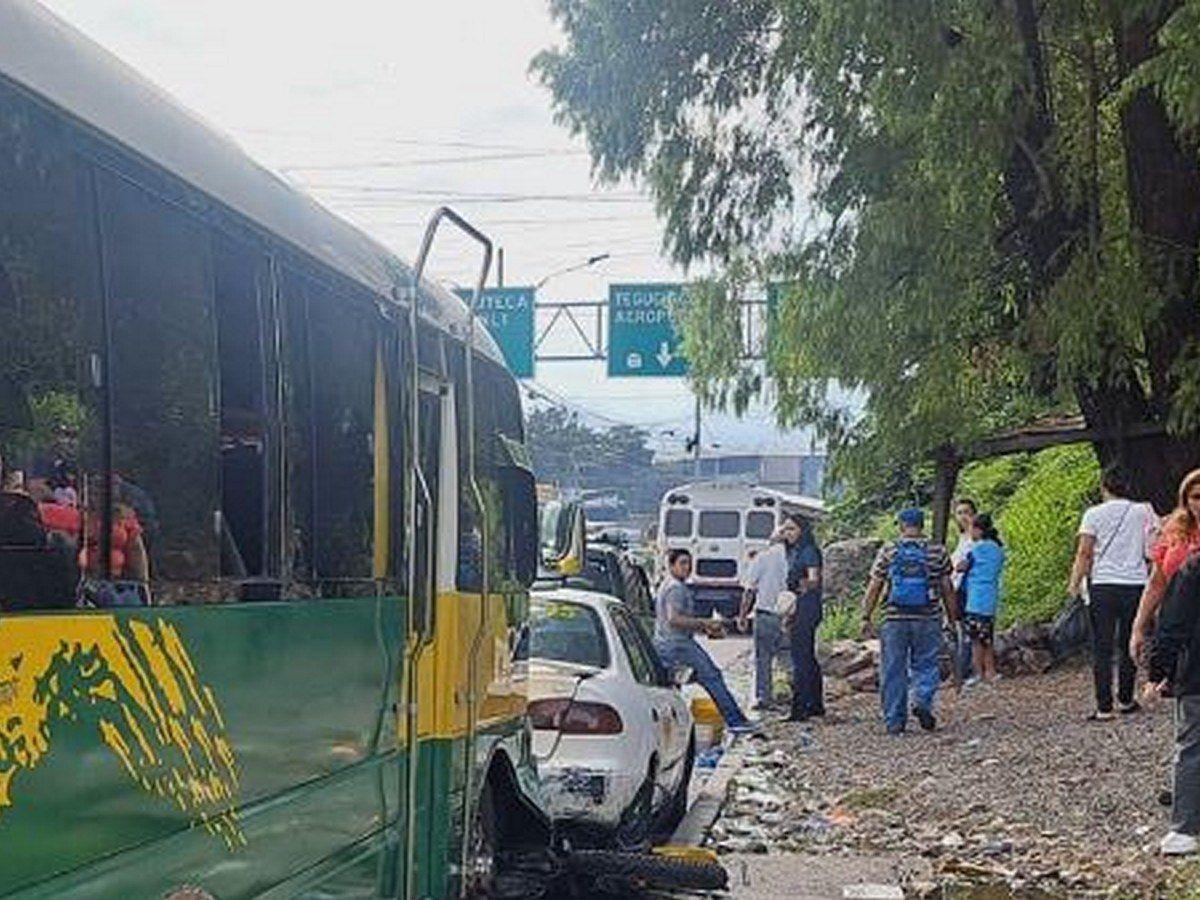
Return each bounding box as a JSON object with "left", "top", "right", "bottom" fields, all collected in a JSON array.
[{"left": 708, "top": 658, "right": 1187, "bottom": 897}]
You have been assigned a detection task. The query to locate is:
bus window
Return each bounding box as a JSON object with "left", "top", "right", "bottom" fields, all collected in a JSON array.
[
  {"left": 456, "top": 354, "right": 533, "bottom": 592},
  {"left": 98, "top": 168, "right": 221, "bottom": 602},
  {"left": 0, "top": 82, "right": 106, "bottom": 610},
  {"left": 746, "top": 510, "right": 775, "bottom": 539},
  {"left": 281, "top": 269, "right": 316, "bottom": 585},
  {"left": 663, "top": 508, "right": 692, "bottom": 537},
  {"left": 213, "top": 235, "right": 271, "bottom": 579},
  {"left": 698, "top": 510, "right": 740, "bottom": 538},
  {"left": 310, "top": 291, "right": 376, "bottom": 583}
]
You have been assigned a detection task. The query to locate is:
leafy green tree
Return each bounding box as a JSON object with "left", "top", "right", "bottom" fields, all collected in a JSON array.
[
  {"left": 526, "top": 406, "right": 666, "bottom": 512},
  {"left": 534, "top": 0, "right": 1200, "bottom": 509}
]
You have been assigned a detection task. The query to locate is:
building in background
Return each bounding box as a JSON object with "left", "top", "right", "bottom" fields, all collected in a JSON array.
[{"left": 655, "top": 453, "right": 826, "bottom": 498}]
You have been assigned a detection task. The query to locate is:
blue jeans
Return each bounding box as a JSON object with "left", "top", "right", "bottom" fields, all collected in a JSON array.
[
  {"left": 880, "top": 617, "right": 941, "bottom": 731},
  {"left": 657, "top": 638, "right": 749, "bottom": 727},
  {"left": 754, "top": 612, "right": 786, "bottom": 706},
  {"left": 789, "top": 598, "right": 824, "bottom": 716}
]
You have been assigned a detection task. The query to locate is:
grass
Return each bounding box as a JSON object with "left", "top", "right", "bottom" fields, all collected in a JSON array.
[{"left": 819, "top": 601, "right": 862, "bottom": 642}]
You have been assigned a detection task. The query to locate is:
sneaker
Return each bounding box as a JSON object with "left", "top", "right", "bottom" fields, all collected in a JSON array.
[
  {"left": 1118, "top": 700, "right": 1141, "bottom": 715},
  {"left": 749, "top": 700, "right": 773, "bottom": 712},
  {"left": 1160, "top": 831, "right": 1199, "bottom": 856},
  {"left": 1088, "top": 710, "right": 1116, "bottom": 722},
  {"left": 886, "top": 724, "right": 905, "bottom": 736},
  {"left": 785, "top": 709, "right": 810, "bottom": 724},
  {"left": 913, "top": 706, "right": 936, "bottom": 732},
  {"left": 962, "top": 675, "right": 981, "bottom": 689}
]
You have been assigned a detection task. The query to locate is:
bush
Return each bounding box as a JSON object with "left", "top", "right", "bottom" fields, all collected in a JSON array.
[
  {"left": 819, "top": 600, "right": 862, "bottom": 642},
  {"left": 995, "top": 444, "right": 1099, "bottom": 627}
]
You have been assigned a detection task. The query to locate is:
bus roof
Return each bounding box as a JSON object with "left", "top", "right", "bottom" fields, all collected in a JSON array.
[
  {"left": 0, "top": 0, "right": 505, "bottom": 367},
  {"left": 661, "top": 480, "right": 826, "bottom": 518}
]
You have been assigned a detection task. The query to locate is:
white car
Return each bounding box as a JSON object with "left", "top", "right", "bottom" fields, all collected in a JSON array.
[{"left": 515, "top": 588, "right": 695, "bottom": 847}]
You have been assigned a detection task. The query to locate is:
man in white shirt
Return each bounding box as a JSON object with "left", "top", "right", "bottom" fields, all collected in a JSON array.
[
  {"left": 1068, "top": 467, "right": 1157, "bottom": 720},
  {"left": 740, "top": 530, "right": 791, "bottom": 710}
]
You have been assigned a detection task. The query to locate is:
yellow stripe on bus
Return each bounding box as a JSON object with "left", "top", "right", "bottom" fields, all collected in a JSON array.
[{"left": 410, "top": 591, "right": 524, "bottom": 740}]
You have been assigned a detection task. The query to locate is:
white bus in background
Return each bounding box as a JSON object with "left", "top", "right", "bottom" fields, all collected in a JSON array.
[{"left": 657, "top": 481, "right": 826, "bottom": 618}]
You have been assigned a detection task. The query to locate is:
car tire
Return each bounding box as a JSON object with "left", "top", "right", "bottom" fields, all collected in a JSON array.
[
  {"left": 657, "top": 733, "right": 695, "bottom": 837},
  {"left": 463, "top": 782, "right": 497, "bottom": 897},
  {"left": 614, "top": 763, "right": 656, "bottom": 851},
  {"left": 566, "top": 848, "right": 727, "bottom": 893}
]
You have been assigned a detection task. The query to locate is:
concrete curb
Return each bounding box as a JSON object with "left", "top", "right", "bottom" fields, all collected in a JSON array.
[{"left": 669, "top": 736, "right": 749, "bottom": 847}]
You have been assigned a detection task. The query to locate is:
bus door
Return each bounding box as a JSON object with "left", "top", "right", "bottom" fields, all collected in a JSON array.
[{"left": 407, "top": 371, "right": 460, "bottom": 897}]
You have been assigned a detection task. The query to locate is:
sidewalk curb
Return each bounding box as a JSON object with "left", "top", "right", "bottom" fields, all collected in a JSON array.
[{"left": 669, "top": 736, "right": 749, "bottom": 847}]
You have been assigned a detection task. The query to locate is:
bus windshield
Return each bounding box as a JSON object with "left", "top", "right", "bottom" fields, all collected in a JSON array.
[{"left": 698, "top": 510, "right": 739, "bottom": 538}]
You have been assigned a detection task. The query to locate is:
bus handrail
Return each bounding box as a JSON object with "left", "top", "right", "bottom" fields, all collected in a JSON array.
[{"left": 404, "top": 207, "right": 493, "bottom": 900}]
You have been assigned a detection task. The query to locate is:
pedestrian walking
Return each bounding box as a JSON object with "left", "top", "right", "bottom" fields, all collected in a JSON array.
[
  {"left": 861, "top": 508, "right": 957, "bottom": 735},
  {"left": 654, "top": 548, "right": 755, "bottom": 733},
  {"left": 739, "top": 531, "right": 789, "bottom": 711},
  {"left": 783, "top": 513, "right": 824, "bottom": 722},
  {"left": 1146, "top": 553, "right": 1200, "bottom": 856},
  {"left": 1068, "top": 467, "right": 1156, "bottom": 720},
  {"left": 956, "top": 513, "right": 1005, "bottom": 684},
  {"left": 1131, "top": 468, "right": 1200, "bottom": 664},
  {"left": 950, "top": 498, "right": 978, "bottom": 682}
]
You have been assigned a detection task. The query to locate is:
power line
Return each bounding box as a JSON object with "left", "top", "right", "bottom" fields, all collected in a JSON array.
[
  {"left": 279, "top": 149, "right": 589, "bottom": 171},
  {"left": 523, "top": 380, "right": 692, "bottom": 431},
  {"left": 298, "top": 184, "right": 649, "bottom": 204},
  {"left": 236, "top": 128, "right": 584, "bottom": 155}
]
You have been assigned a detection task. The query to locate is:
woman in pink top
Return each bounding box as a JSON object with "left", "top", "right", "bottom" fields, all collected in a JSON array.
[{"left": 1131, "top": 469, "right": 1200, "bottom": 663}]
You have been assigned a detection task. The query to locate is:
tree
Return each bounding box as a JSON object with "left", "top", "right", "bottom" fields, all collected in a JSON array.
[
  {"left": 534, "top": 0, "right": 1200, "bottom": 509},
  {"left": 525, "top": 406, "right": 665, "bottom": 512}
]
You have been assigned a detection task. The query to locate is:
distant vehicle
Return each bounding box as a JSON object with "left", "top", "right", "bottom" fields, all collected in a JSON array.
[
  {"left": 657, "top": 481, "right": 825, "bottom": 617},
  {"left": 515, "top": 590, "right": 695, "bottom": 848},
  {"left": 583, "top": 542, "right": 654, "bottom": 618}
]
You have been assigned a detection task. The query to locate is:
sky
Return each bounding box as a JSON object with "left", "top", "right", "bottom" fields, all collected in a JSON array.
[{"left": 37, "top": 0, "right": 824, "bottom": 459}]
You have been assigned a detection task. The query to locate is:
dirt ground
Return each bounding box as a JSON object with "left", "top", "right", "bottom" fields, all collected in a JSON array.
[{"left": 707, "top": 647, "right": 1198, "bottom": 898}]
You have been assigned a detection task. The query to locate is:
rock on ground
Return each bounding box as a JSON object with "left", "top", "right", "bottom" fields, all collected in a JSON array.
[
  {"left": 823, "top": 539, "right": 882, "bottom": 604},
  {"left": 712, "top": 663, "right": 1190, "bottom": 897}
]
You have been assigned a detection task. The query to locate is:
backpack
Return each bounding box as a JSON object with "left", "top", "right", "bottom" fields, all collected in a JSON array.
[{"left": 889, "top": 540, "right": 931, "bottom": 607}]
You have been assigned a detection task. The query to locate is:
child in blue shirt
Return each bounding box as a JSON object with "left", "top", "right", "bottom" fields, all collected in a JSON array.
[{"left": 956, "top": 513, "right": 1006, "bottom": 684}]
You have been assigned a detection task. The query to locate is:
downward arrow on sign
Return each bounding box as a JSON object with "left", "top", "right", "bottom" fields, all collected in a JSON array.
[{"left": 656, "top": 342, "right": 674, "bottom": 368}]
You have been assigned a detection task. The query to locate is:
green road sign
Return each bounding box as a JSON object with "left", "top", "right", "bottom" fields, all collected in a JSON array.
[
  {"left": 454, "top": 287, "right": 535, "bottom": 378},
  {"left": 607, "top": 283, "right": 688, "bottom": 377}
]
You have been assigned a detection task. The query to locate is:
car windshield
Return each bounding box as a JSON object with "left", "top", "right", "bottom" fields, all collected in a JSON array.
[{"left": 516, "top": 599, "right": 610, "bottom": 669}]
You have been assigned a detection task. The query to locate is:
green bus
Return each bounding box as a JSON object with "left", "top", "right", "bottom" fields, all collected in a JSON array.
[{"left": 0, "top": 1, "right": 547, "bottom": 896}]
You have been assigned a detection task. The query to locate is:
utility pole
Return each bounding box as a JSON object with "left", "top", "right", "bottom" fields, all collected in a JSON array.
[
  {"left": 496, "top": 247, "right": 505, "bottom": 288},
  {"left": 692, "top": 392, "right": 701, "bottom": 477}
]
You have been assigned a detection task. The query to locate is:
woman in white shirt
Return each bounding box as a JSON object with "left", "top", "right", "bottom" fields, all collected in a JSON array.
[{"left": 1068, "top": 467, "right": 1157, "bottom": 720}]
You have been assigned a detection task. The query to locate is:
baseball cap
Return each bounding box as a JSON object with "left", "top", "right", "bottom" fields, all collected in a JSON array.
[{"left": 898, "top": 508, "right": 924, "bottom": 528}]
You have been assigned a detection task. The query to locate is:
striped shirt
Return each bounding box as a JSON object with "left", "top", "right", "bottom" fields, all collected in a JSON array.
[{"left": 870, "top": 538, "right": 952, "bottom": 619}]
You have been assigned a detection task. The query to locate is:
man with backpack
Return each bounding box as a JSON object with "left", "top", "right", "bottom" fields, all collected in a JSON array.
[{"left": 861, "top": 508, "right": 958, "bottom": 735}]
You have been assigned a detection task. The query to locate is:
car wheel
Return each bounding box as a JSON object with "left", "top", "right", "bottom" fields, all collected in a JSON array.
[
  {"left": 614, "top": 763, "right": 656, "bottom": 851},
  {"left": 464, "top": 782, "right": 497, "bottom": 897},
  {"left": 657, "top": 733, "right": 695, "bottom": 836}
]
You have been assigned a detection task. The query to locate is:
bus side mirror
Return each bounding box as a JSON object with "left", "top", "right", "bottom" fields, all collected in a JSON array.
[{"left": 502, "top": 466, "right": 538, "bottom": 588}]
